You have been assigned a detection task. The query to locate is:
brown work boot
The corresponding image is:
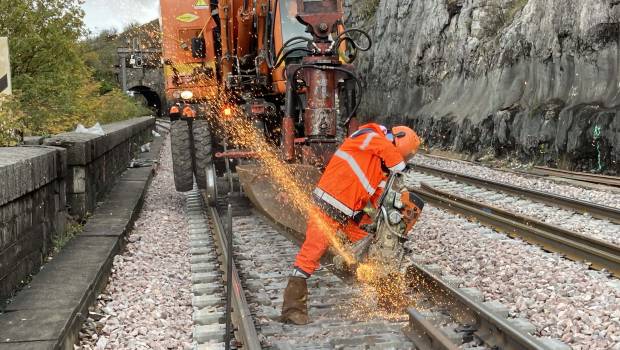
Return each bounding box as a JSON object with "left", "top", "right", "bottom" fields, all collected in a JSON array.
[{"left": 280, "top": 276, "right": 310, "bottom": 325}]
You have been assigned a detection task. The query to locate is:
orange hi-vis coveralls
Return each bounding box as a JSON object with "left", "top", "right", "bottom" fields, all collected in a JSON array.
[{"left": 293, "top": 123, "right": 407, "bottom": 276}]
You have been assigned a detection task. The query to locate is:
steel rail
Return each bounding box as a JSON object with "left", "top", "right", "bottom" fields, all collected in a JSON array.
[
  {"left": 253, "top": 206, "right": 553, "bottom": 349},
  {"left": 205, "top": 203, "right": 263, "bottom": 350},
  {"left": 402, "top": 308, "right": 459, "bottom": 350},
  {"left": 413, "top": 183, "right": 620, "bottom": 276},
  {"left": 155, "top": 120, "right": 171, "bottom": 132},
  {"left": 414, "top": 164, "right": 620, "bottom": 224},
  {"left": 405, "top": 263, "right": 550, "bottom": 350},
  {"left": 532, "top": 166, "right": 620, "bottom": 188}
]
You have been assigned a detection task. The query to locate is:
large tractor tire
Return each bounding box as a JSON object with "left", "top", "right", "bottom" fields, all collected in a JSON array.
[
  {"left": 191, "top": 119, "right": 214, "bottom": 190},
  {"left": 170, "top": 120, "right": 194, "bottom": 192}
]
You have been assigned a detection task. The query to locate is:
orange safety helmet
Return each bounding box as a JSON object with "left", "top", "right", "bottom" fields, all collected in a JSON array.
[
  {"left": 182, "top": 105, "right": 196, "bottom": 118},
  {"left": 392, "top": 126, "right": 421, "bottom": 158}
]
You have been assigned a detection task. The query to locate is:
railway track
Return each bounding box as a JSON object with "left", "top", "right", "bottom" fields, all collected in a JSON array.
[
  {"left": 413, "top": 182, "right": 620, "bottom": 276},
  {"left": 186, "top": 190, "right": 262, "bottom": 349},
  {"left": 531, "top": 166, "right": 620, "bottom": 188},
  {"left": 405, "top": 167, "right": 620, "bottom": 276},
  {"left": 184, "top": 177, "right": 569, "bottom": 349},
  {"left": 422, "top": 154, "right": 620, "bottom": 190},
  {"left": 156, "top": 119, "right": 171, "bottom": 133},
  {"left": 412, "top": 163, "right": 620, "bottom": 225}
]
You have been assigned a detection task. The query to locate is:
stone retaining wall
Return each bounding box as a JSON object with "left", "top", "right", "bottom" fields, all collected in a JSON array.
[
  {"left": 0, "top": 117, "right": 154, "bottom": 299},
  {"left": 44, "top": 117, "right": 155, "bottom": 218},
  {"left": 0, "top": 146, "right": 67, "bottom": 298}
]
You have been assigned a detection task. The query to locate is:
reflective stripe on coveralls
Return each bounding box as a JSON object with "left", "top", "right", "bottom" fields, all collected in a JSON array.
[
  {"left": 334, "top": 150, "right": 376, "bottom": 196},
  {"left": 359, "top": 132, "right": 377, "bottom": 150},
  {"left": 313, "top": 188, "right": 360, "bottom": 218}
]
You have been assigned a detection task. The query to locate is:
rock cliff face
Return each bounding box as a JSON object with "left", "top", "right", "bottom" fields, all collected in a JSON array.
[{"left": 346, "top": 0, "right": 620, "bottom": 172}]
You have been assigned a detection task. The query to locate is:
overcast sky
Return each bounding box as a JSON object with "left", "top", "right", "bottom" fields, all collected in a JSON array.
[{"left": 82, "top": 0, "right": 160, "bottom": 33}]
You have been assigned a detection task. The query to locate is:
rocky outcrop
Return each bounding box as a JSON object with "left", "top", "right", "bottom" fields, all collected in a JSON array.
[{"left": 346, "top": 0, "right": 620, "bottom": 172}]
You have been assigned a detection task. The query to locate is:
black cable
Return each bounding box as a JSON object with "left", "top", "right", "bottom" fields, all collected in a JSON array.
[
  {"left": 275, "top": 36, "right": 313, "bottom": 59},
  {"left": 334, "top": 28, "right": 372, "bottom": 52},
  {"left": 288, "top": 64, "right": 363, "bottom": 126},
  {"left": 274, "top": 47, "right": 313, "bottom": 68}
]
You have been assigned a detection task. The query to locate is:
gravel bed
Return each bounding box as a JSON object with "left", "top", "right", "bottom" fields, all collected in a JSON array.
[
  {"left": 407, "top": 206, "right": 620, "bottom": 350},
  {"left": 412, "top": 155, "right": 620, "bottom": 209},
  {"left": 78, "top": 136, "right": 193, "bottom": 350},
  {"left": 407, "top": 173, "right": 620, "bottom": 246}
]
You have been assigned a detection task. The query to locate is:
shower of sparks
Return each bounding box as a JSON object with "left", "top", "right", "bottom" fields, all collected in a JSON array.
[
  {"left": 167, "top": 64, "right": 357, "bottom": 265},
  {"left": 161, "top": 33, "right": 429, "bottom": 318},
  {"left": 350, "top": 262, "right": 413, "bottom": 319}
]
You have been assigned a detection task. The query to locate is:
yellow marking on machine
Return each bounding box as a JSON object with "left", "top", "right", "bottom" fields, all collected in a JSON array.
[{"left": 176, "top": 13, "right": 200, "bottom": 23}]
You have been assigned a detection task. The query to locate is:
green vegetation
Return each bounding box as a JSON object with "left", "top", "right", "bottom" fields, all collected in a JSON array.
[
  {"left": 83, "top": 29, "right": 123, "bottom": 95},
  {"left": 0, "top": 0, "right": 149, "bottom": 146},
  {"left": 505, "top": 0, "right": 529, "bottom": 26},
  {"left": 0, "top": 95, "right": 24, "bottom": 146},
  {"left": 52, "top": 219, "right": 83, "bottom": 255},
  {"left": 358, "top": 0, "right": 381, "bottom": 20}
]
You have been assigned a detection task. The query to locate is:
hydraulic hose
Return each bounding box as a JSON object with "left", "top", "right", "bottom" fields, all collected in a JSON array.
[
  {"left": 275, "top": 36, "right": 314, "bottom": 59},
  {"left": 333, "top": 28, "right": 372, "bottom": 63},
  {"left": 334, "top": 28, "right": 372, "bottom": 52},
  {"left": 274, "top": 47, "right": 314, "bottom": 68}
]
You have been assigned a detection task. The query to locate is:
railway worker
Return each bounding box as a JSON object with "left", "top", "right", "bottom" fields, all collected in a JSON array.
[
  {"left": 182, "top": 103, "right": 196, "bottom": 119},
  {"left": 281, "top": 123, "right": 421, "bottom": 325},
  {"left": 169, "top": 103, "right": 181, "bottom": 120}
]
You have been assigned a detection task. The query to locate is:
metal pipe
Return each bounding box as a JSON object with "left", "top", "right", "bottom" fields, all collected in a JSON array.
[
  {"left": 282, "top": 81, "right": 296, "bottom": 161},
  {"left": 282, "top": 116, "right": 295, "bottom": 161},
  {"left": 236, "top": 1, "right": 253, "bottom": 59},
  {"left": 255, "top": 0, "right": 270, "bottom": 75},
  {"left": 220, "top": 3, "right": 233, "bottom": 78},
  {"left": 216, "top": 150, "right": 259, "bottom": 159}
]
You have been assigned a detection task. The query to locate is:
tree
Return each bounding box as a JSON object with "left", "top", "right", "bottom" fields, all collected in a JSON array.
[
  {"left": 0, "top": 0, "right": 149, "bottom": 138},
  {"left": 0, "top": 0, "right": 88, "bottom": 132}
]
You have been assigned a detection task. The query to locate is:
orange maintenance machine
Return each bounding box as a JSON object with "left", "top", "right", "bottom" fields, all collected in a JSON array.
[
  {"left": 160, "top": 0, "right": 219, "bottom": 104},
  {"left": 159, "top": 0, "right": 371, "bottom": 195}
]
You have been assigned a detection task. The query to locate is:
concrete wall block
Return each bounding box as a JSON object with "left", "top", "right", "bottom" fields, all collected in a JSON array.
[
  {"left": 0, "top": 146, "right": 63, "bottom": 206},
  {"left": 0, "top": 223, "right": 45, "bottom": 281},
  {"left": 84, "top": 160, "right": 102, "bottom": 212},
  {"left": 67, "top": 193, "right": 87, "bottom": 218},
  {"left": 0, "top": 166, "right": 6, "bottom": 207},
  {"left": 42, "top": 117, "right": 155, "bottom": 167},
  {"left": 0, "top": 221, "right": 8, "bottom": 251},
  {"left": 57, "top": 180, "right": 67, "bottom": 209},
  {"left": 70, "top": 166, "right": 86, "bottom": 194},
  {"left": 43, "top": 134, "right": 98, "bottom": 166},
  {"left": 0, "top": 250, "right": 42, "bottom": 299},
  {"left": 1, "top": 117, "right": 153, "bottom": 295}
]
